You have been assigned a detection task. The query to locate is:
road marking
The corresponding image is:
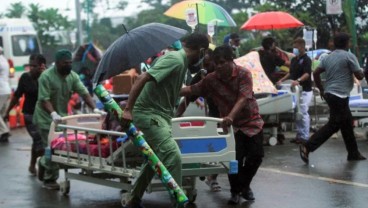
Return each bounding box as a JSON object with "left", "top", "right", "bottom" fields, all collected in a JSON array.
[
  {"left": 16, "top": 146, "right": 31, "bottom": 151},
  {"left": 259, "top": 167, "right": 368, "bottom": 188}
]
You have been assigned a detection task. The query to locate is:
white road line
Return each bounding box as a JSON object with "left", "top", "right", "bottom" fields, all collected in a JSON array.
[{"left": 259, "top": 167, "right": 368, "bottom": 188}]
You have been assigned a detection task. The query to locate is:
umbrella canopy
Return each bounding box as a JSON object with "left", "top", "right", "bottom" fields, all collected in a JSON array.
[
  {"left": 93, "top": 23, "right": 188, "bottom": 83},
  {"left": 234, "top": 51, "right": 277, "bottom": 94},
  {"left": 164, "top": 0, "right": 236, "bottom": 27},
  {"left": 72, "top": 43, "right": 103, "bottom": 76},
  {"left": 241, "top": 11, "right": 304, "bottom": 30}
]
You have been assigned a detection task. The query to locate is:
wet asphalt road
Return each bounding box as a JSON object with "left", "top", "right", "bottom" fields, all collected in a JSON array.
[{"left": 1, "top": 127, "right": 368, "bottom": 208}]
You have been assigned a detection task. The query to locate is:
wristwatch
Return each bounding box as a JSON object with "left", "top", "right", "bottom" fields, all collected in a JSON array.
[{"left": 297, "top": 78, "right": 302, "bottom": 82}]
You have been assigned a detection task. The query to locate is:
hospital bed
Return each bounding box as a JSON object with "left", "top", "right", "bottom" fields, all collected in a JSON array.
[
  {"left": 181, "top": 81, "right": 302, "bottom": 146},
  {"left": 309, "top": 83, "right": 368, "bottom": 138},
  {"left": 348, "top": 84, "right": 368, "bottom": 134},
  {"left": 310, "top": 83, "right": 363, "bottom": 127},
  {"left": 48, "top": 114, "right": 236, "bottom": 205},
  {"left": 256, "top": 81, "right": 302, "bottom": 145}
]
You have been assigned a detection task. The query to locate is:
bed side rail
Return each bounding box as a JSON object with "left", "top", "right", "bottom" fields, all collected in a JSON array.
[{"left": 172, "top": 116, "right": 236, "bottom": 164}]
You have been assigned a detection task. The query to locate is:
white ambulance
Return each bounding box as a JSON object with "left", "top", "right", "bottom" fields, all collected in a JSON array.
[{"left": 0, "top": 18, "right": 42, "bottom": 89}]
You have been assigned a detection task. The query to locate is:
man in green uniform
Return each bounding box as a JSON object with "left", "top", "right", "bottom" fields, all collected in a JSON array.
[
  {"left": 33, "top": 49, "right": 106, "bottom": 189},
  {"left": 122, "top": 33, "right": 209, "bottom": 208}
]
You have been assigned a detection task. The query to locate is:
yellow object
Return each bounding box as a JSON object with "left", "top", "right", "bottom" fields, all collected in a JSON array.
[
  {"left": 279, "top": 66, "right": 289, "bottom": 72},
  {"left": 164, "top": 0, "right": 236, "bottom": 27},
  {"left": 209, "top": 43, "right": 216, "bottom": 50}
]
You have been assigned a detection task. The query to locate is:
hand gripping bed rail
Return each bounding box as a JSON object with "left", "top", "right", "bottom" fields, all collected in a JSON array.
[{"left": 94, "top": 84, "right": 188, "bottom": 205}]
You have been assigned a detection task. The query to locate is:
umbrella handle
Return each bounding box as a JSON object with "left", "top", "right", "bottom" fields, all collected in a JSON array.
[{"left": 81, "top": 43, "right": 93, "bottom": 63}]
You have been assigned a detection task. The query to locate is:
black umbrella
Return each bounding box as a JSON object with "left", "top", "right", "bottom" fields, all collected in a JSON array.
[{"left": 93, "top": 22, "right": 188, "bottom": 83}]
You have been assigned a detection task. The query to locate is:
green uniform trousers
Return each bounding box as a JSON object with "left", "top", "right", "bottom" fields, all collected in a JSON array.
[
  {"left": 129, "top": 113, "right": 182, "bottom": 203},
  {"left": 37, "top": 128, "right": 59, "bottom": 181}
]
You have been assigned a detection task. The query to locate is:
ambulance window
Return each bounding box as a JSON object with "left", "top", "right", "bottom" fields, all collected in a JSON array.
[{"left": 11, "top": 35, "right": 40, "bottom": 56}]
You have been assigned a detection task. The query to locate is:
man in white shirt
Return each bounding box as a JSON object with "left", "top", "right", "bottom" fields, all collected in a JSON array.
[{"left": 0, "top": 47, "right": 11, "bottom": 142}]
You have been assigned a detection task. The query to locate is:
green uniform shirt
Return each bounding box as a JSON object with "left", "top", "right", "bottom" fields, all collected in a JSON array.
[
  {"left": 133, "top": 49, "right": 188, "bottom": 121},
  {"left": 33, "top": 66, "right": 88, "bottom": 129}
]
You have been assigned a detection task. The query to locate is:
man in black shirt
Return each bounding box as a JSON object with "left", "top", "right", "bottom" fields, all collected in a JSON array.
[
  {"left": 5, "top": 54, "right": 46, "bottom": 175},
  {"left": 277, "top": 38, "right": 312, "bottom": 144},
  {"left": 259, "top": 37, "right": 289, "bottom": 84}
]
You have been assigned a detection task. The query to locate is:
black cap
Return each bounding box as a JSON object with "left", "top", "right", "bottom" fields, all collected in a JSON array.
[{"left": 230, "top": 33, "right": 240, "bottom": 40}]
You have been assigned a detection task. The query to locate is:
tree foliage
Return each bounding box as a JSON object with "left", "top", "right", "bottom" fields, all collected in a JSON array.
[
  {"left": 89, "top": 18, "right": 121, "bottom": 50},
  {"left": 1, "top": 2, "right": 72, "bottom": 48},
  {"left": 28, "top": 5, "right": 72, "bottom": 46},
  {"left": 5, "top": 2, "right": 26, "bottom": 18},
  {"left": 123, "top": 5, "right": 188, "bottom": 33},
  {"left": 1, "top": 0, "right": 367, "bottom": 54}
]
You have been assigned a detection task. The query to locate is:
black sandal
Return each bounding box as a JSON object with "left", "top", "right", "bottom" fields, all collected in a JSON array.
[{"left": 299, "top": 144, "right": 309, "bottom": 164}]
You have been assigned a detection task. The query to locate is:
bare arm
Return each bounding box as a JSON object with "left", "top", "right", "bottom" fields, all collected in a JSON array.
[
  {"left": 4, "top": 96, "right": 20, "bottom": 120},
  {"left": 313, "top": 67, "right": 325, "bottom": 98},
  {"left": 291, "top": 72, "right": 310, "bottom": 87},
  {"left": 227, "top": 96, "right": 247, "bottom": 121},
  {"left": 175, "top": 97, "right": 189, "bottom": 117},
  {"left": 81, "top": 93, "right": 96, "bottom": 109},
  {"left": 41, "top": 100, "right": 56, "bottom": 114},
  {"left": 221, "top": 96, "right": 247, "bottom": 133},
  {"left": 180, "top": 86, "right": 194, "bottom": 97},
  {"left": 276, "top": 72, "right": 290, "bottom": 85},
  {"left": 354, "top": 70, "right": 364, "bottom": 80},
  {"left": 299, "top": 72, "right": 310, "bottom": 81}
]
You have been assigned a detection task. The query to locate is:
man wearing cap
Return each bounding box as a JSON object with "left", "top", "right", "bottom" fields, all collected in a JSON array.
[
  {"left": 228, "top": 33, "right": 241, "bottom": 58},
  {"left": 33, "top": 49, "right": 106, "bottom": 189},
  {"left": 122, "top": 33, "right": 209, "bottom": 208},
  {"left": 0, "top": 47, "right": 11, "bottom": 142}
]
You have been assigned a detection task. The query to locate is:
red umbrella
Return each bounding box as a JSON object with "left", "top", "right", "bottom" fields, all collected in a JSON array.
[{"left": 241, "top": 11, "right": 304, "bottom": 30}]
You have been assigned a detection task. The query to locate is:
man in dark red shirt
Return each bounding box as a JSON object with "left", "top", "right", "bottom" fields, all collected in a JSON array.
[{"left": 180, "top": 45, "right": 264, "bottom": 204}]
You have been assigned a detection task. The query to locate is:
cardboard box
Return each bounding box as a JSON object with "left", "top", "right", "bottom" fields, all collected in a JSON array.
[{"left": 112, "top": 69, "right": 138, "bottom": 94}]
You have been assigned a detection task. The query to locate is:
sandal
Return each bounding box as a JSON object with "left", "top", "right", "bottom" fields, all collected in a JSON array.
[
  {"left": 299, "top": 144, "right": 309, "bottom": 164},
  {"left": 205, "top": 180, "right": 221, "bottom": 192}
]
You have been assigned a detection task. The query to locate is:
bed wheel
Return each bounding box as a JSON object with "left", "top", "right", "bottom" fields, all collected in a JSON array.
[
  {"left": 60, "top": 180, "right": 70, "bottom": 195},
  {"left": 121, "top": 191, "right": 129, "bottom": 207},
  {"left": 186, "top": 188, "right": 197, "bottom": 203},
  {"left": 269, "top": 137, "right": 277, "bottom": 146}
]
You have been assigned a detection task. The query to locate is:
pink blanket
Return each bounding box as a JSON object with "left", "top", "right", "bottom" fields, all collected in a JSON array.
[{"left": 51, "top": 134, "right": 118, "bottom": 158}]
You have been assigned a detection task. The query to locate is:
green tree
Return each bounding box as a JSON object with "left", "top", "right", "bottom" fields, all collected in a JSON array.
[
  {"left": 89, "top": 18, "right": 121, "bottom": 50},
  {"left": 28, "top": 6, "right": 72, "bottom": 47},
  {"left": 5, "top": 2, "right": 26, "bottom": 18},
  {"left": 123, "top": 6, "right": 188, "bottom": 32},
  {"left": 117, "top": 0, "right": 128, "bottom": 10}
]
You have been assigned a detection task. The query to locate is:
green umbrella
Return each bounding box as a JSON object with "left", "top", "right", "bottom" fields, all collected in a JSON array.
[{"left": 164, "top": 0, "right": 236, "bottom": 27}]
